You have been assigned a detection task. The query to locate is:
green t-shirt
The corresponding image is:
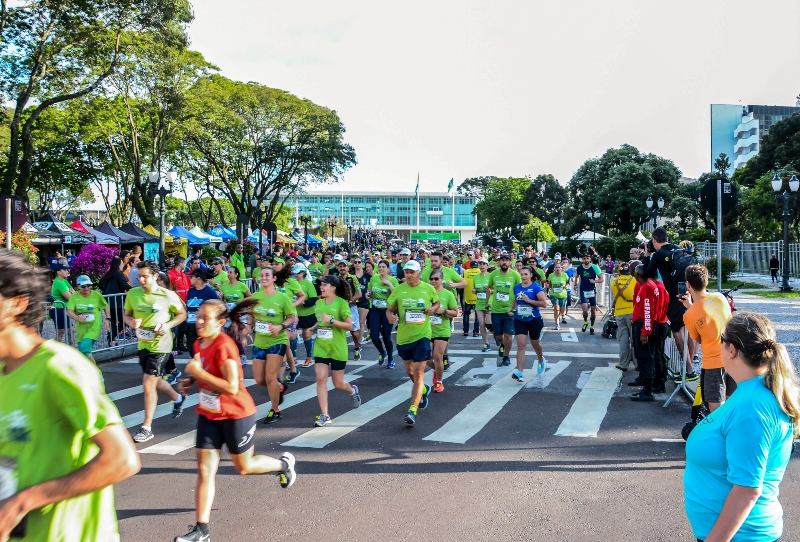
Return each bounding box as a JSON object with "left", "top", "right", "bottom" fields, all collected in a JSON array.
[
  {"left": 420, "top": 266, "right": 462, "bottom": 296},
  {"left": 0, "top": 341, "right": 123, "bottom": 541},
  {"left": 252, "top": 266, "right": 264, "bottom": 283},
  {"left": 386, "top": 281, "right": 439, "bottom": 346},
  {"left": 430, "top": 288, "right": 457, "bottom": 339},
  {"left": 296, "top": 279, "right": 319, "bottom": 317},
  {"left": 209, "top": 270, "right": 230, "bottom": 290},
  {"left": 251, "top": 289, "right": 295, "bottom": 349},
  {"left": 487, "top": 269, "right": 522, "bottom": 313},
  {"left": 313, "top": 296, "right": 351, "bottom": 361},
  {"left": 548, "top": 272, "right": 569, "bottom": 299},
  {"left": 307, "top": 263, "right": 325, "bottom": 281},
  {"left": 123, "top": 286, "right": 183, "bottom": 353},
  {"left": 472, "top": 272, "right": 490, "bottom": 311},
  {"left": 220, "top": 281, "right": 249, "bottom": 307},
  {"left": 66, "top": 290, "right": 108, "bottom": 341},
  {"left": 51, "top": 276, "right": 72, "bottom": 306},
  {"left": 230, "top": 252, "right": 247, "bottom": 279},
  {"left": 368, "top": 274, "right": 399, "bottom": 309},
  {"left": 277, "top": 277, "right": 303, "bottom": 304},
  {"left": 533, "top": 267, "right": 546, "bottom": 283}
]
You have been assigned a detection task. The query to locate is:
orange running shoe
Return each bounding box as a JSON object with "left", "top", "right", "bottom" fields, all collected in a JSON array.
[
  {"left": 302, "top": 358, "right": 314, "bottom": 367},
  {"left": 433, "top": 380, "right": 444, "bottom": 393}
]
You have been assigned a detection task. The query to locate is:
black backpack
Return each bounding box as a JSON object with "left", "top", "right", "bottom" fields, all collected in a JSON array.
[{"left": 667, "top": 247, "right": 697, "bottom": 282}]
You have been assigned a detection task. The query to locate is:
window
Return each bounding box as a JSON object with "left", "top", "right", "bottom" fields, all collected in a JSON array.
[
  {"left": 398, "top": 216, "right": 410, "bottom": 225},
  {"left": 397, "top": 197, "right": 411, "bottom": 204}
]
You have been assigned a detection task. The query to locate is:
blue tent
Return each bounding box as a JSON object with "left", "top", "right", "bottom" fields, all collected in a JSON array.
[
  {"left": 207, "top": 225, "right": 237, "bottom": 241},
  {"left": 169, "top": 226, "right": 208, "bottom": 245},
  {"left": 246, "top": 230, "right": 271, "bottom": 244},
  {"left": 306, "top": 234, "right": 322, "bottom": 248}
]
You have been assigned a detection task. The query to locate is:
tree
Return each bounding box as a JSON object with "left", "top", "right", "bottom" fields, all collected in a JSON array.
[
  {"left": 713, "top": 153, "right": 731, "bottom": 178},
  {"left": 521, "top": 218, "right": 557, "bottom": 245},
  {"left": 733, "top": 113, "right": 800, "bottom": 188},
  {"left": 736, "top": 172, "right": 796, "bottom": 242},
  {"left": 0, "top": 0, "right": 192, "bottom": 198},
  {"left": 456, "top": 176, "right": 497, "bottom": 199},
  {"left": 521, "top": 174, "right": 568, "bottom": 224},
  {"left": 471, "top": 177, "right": 531, "bottom": 236}
]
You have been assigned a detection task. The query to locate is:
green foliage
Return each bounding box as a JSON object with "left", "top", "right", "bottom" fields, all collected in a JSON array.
[
  {"left": 684, "top": 227, "right": 714, "bottom": 244},
  {"left": 521, "top": 174, "right": 568, "bottom": 224},
  {"left": 734, "top": 113, "right": 800, "bottom": 188},
  {"left": 521, "top": 218, "right": 556, "bottom": 245},
  {"left": 594, "top": 233, "right": 640, "bottom": 261},
  {"left": 200, "top": 245, "right": 222, "bottom": 260},
  {"left": 471, "top": 177, "right": 531, "bottom": 235},
  {"left": 736, "top": 174, "right": 785, "bottom": 241},
  {"left": 706, "top": 256, "right": 738, "bottom": 282}
]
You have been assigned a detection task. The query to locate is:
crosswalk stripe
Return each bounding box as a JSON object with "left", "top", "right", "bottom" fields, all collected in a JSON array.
[
  {"left": 281, "top": 359, "right": 467, "bottom": 449},
  {"left": 524, "top": 359, "right": 571, "bottom": 388},
  {"left": 139, "top": 374, "right": 363, "bottom": 455},
  {"left": 555, "top": 366, "right": 622, "bottom": 437},
  {"left": 107, "top": 385, "right": 144, "bottom": 402},
  {"left": 445, "top": 349, "right": 617, "bottom": 358}
]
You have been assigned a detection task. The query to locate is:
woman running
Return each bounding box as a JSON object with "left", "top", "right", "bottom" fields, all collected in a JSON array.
[
  {"left": 511, "top": 266, "right": 548, "bottom": 383},
  {"left": 174, "top": 299, "right": 296, "bottom": 542},
  {"left": 312, "top": 275, "right": 361, "bottom": 427},
  {"left": 272, "top": 257, "right": 306, "bottom": 384},
  {"left": 219, "top": 266, "right": 252, "bottom": 365},
  {"left": 251, "top": 267, "right": 297, "bottom": 424},
  {"left": 471, "top": 258, "right": 491, "bottom": 353},
  {"left": 292, "top": 264, "right": 318, "bottom": 368},
  {"left": 428, "top": 269, "right": 458, "bottom": 393},
  {"left": 547, "top": 262, "right": 569, "bottom": 330},
  {"left": 367, "top": 259, "right": 399, "bottom": 367},
  {"left": 185, "top": 269, "right": 220, "bottom": 357},
  {"left": 353, "top": 256, "right": 372, "bottom": 342}
]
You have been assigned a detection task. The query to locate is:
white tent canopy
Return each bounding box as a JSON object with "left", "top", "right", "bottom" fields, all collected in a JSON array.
[
  {"left": 572, "top": 230, "right": 606, "bottom": 241},
  {"left": 189, "top": 226, "right": 221, "bottom": 243},
  {"left": 635, "top": 230, "right": 648, "bottom": 241}
]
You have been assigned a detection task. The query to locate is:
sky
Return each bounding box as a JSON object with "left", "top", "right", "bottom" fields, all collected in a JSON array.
[{"left": 185, "top": 0, "right": 800, "bottom": 194}]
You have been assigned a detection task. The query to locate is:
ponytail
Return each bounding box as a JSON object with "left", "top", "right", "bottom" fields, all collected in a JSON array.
[
  {"left": 321, "top": 275, "right": 353, "bottom": 302},
  {"left": 765, "top": 342, "right": 800, "bottom": 438}
]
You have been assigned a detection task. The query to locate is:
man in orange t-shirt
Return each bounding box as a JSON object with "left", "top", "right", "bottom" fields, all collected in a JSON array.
[{"left": 681, "top": 264, "right": 733, "bottom": 412}]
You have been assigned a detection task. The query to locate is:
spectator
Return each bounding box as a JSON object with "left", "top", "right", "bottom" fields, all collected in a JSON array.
[
  {"left": 769, "top": 253, "right": 780, "bottom": 283},
  {"left": 249, "top": 248, "right": 260, "bottom": 272},
  {"left": 604, "top": 255, "right": 615, "bottom": 274},
  {"left": 629, "top": 264, "right": 658, "bottom": 401},
  {"left": 611, "top": 262, "right": 637, "bottom": 372},
  {"left": 64, "top": 249, "right": 77, "bottom": 266},
  {"left": 231, "top": 243, "right": 247, "bottom": 278},
  {"left": 99, "top": 257, "right": 131, "bottom": 342},
  {"left": 128, "top": 255, "right": 141, "bottom": 287},
  {"left": 168, "top": 256, "right": 191, "bottom": 353}
]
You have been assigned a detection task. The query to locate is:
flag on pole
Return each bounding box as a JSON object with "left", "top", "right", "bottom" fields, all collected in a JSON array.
[
  {"left": 415, "top": 173, "right": 420, "bottom": 197},
  {"left": 447, "top": 178, "right": 454, "bottom": 194}
]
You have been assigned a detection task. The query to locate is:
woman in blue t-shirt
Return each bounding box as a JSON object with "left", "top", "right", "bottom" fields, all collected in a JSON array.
[
  {"left": 684, "top": 312, "right": 799, "bottom": 542},
  {"left": 510, "top": 267, "right": 548, "bottom": 383},
  {"left": 185, "top": 269, "right": 221, "bottom": 356}
]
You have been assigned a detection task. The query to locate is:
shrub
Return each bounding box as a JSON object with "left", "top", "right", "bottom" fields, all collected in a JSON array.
[
  {"left": 72, "top": 243, "right": 119, "bottom": 284},
  {"left": 706, "top": 256, "right": 738, "bottom": 282},
  {"left": 0, "top": 230, "right": 39, "bottom": 265},
  {"left": 200, "top": 245, "right": 222, "bottom": 260}
]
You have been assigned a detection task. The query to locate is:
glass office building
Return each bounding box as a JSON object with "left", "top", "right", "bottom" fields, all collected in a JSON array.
[{"left": 286, "top": 191, "right": 478, "bottom": 242}]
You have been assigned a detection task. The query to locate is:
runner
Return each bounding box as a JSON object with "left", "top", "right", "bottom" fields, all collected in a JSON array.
[
  {"left": 574, "top": 253, "right": 603, "bottom": 335},
  {"left": 560, "top": 256, "right": 575, "bottom": 321},
  {"left": 547, "top": 262, "right": 569, "bottom": 330},
  {"left": 50, "top": 262, "right": 73, "bottom": 342},
  {"left": 310, "top": 275, "right": 361, "bottom": 427},
  {"left": 332, "top": 259, "right": 363, "bottom": 360},
  {"left": 511, "top": 266, "right": 548, "bottom": 382},
  {"left": 219, "top": 266, "right": 252, "bottom": 365},
  {"left": 66, "top": 274, "right": 111, "bottom": 363},
  {"left": 427, "top": 269, "right": 458, "bottom": 392},
  {"left": 487, "top": 252, "right": 522, "bottom": 366},
  {"left": 472, "top": 258, "right": 492, "bottom": 352},
  {"left": 124, "top": 260, "right": 188, "bottom": 443},
  {"left": 352, "top": 256, "right": 372, "bottom": 343},
  {"left": 307, "top": 252, "right": 325, "bottom": 284},
  {"left": 0, "top": 251, "right": 140, "bottom": 542},
  {"left": 386, "top": 260, "right": 440, "bottom": 426},
  {"left": 367, "top": 260, "right": 399, "bottom": 367},
  {"left": 174, "top": 299, "right": 296, "bottom": 542},
  {"left": 207, "top": 257, "right": 230, "bottom": 294},
  {"left": 462, "top": 260, "right": 481, "bottom": 338},
  {"left": 272, "top": 258, "right": 306, "bottom": 384},
  {"left": 250, "top": 267, "right": 296, "bottom": 424},
  {"left": 293, "top": 264, "right": 319, "bottom": 368},
  {"left": 420, "top": 251, "right": 466, "bottom": 371},
  {"left": 185, "top": 269, "right": 221, "bottom": 357}
]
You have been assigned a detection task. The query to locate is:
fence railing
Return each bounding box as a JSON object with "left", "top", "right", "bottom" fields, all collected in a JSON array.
[{"left": 695, "top": 240, "right": 800, "bottom": 278}]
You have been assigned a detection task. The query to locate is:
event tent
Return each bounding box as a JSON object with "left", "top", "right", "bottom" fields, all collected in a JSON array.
[
  {"left": 34, "top": 212, "right": 93, "bottom": 244},
  {"left": 207, "top": 225, "right": 236, "bottom": 241},
  {"left": 571, "top": 230, "right": 607, "bottom": 241},
  {"left": 96, "top": 221, "right": 144, "bottom": 244},
  {"left": 169, "top": 226, "right": 208, "bottom": 245},
  {"left": 246, "top": 230, "right": 270, "bottom": 244},
  {"left": 143, "top": 224, "right": 173, "bottom": 244},
  {"left": 21, "top": 222, "right": 63, "bottom": 245},
  {"left": 120, "top": 222, "right": 160, "bottom": 242},
  {"left": 189, "top": 226, "right": 221, "bottom": 243},
  {"left": 69, "top": 220, "right": 119, "bottom": 245}
]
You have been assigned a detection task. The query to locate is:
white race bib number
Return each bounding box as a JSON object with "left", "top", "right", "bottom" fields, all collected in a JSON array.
[
  {"left": 517, "top": 305, "right": 533, "bottom": 317},
  {"left": 496, "top": 292, "right": 510, "bottom": 302},
  {"left": 0, "top": 456, "right": 18, "bottom": 500},
  {"left": 476, "top": 292, "right": 486, "bottom": 299},
  {"left": 405, "top": 310, "right": 426, "bottom": 324},
  {"left": 552, "top": 287, "right": 563, "bottom": 293},
  {"left": 198, "top": 389, "right": 221, "bottom": 413},
  {"left": 255, "top": 321, "right": 272, "bottom": 334},
  {"left": 317, "top": 327, "right": 334, "bottom": 339},
  {"left": 83, "top": 313, "right": 95, "bottom": 322},
  {"left": 187, "top": 312, "right": 197, "bottom": 324},
  {"left": 430, "top": 315, "right": 443, "bottom": 325},
  {"left": 373, "top": 299, "right": 387, "bottom": 308},
  {"left": 226, "top": 302, "right": 236, "bottom": 310},
  {"left": 583, "top": 290, "right": 596, "bottom": 298},
  {"left": 136, "top": 328, "right": 156, "bottom": 341}
]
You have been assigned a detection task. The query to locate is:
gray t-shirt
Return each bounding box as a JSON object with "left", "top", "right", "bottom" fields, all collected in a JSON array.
[{"left": 128, "top": 267, "right": 140, "bottom": 288}]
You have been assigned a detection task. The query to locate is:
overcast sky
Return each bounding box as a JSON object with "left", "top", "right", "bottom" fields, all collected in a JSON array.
[{"left": 187, "top": 0, "right": 800, "bottom": 194}]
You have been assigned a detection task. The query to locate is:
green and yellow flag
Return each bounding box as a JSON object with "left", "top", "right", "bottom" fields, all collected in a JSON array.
[{"left": 415, "top": 172, "right": 420, "bottom": 197}]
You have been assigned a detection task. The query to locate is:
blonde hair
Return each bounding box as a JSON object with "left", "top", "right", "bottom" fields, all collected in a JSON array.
[{"left": 725, "top": 312, "right": 800, "bottom": 437}]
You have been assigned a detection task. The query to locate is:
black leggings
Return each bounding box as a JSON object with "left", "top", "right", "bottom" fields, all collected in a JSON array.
[
  {"left": 369, "top": 307, "right": 393, "bottom": 357},
  {"left": 186, "top": 323, "right": 198, "bottom": 356},
  {"left": 462, "top": 303, "right": 480, "bottom": 334}
]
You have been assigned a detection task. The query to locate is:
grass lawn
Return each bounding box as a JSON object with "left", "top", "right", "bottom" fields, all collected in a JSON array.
[
  {"left": 714, "top": 280, "right": 767, "bottom": 290},
  {"left": 746, "top": 290, "right": 800, "bottom": 299}
]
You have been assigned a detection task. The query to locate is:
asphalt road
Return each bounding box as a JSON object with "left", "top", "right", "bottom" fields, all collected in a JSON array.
[{"left": 104, "top": 309, "right": 800, "bottom": 542}]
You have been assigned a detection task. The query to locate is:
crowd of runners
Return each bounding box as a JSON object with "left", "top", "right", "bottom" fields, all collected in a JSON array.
[{"left": 1, "top": 225, "right": 798, "bottom": 542}]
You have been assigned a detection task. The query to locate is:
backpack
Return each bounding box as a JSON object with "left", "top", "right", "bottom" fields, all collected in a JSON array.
[{"left": 667, "top": 247, "right": 697, "bottom": 282}]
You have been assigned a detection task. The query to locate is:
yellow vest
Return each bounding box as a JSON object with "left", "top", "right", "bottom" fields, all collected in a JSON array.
[
  {"left": 611, "top": 275, "right": 636, "bottom": 315},
  {"left": 464, "top": 267, "right": 480, "bottom": 305}
]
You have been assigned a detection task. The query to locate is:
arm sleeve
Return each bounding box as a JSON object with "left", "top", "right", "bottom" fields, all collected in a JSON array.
[{"left": 643, "top": 255, "right": 658, "bottom": 279}]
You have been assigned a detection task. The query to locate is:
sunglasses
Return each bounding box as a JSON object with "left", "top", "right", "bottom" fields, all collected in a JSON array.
[
  {"left": 429, "top": 277, "right": 442, "bottom": 281},
  {"left": 78, "top": 284, "right": 92, "bottom": 288},
  {"left": 353, "top": 260, "right": 362, "bottom": 264}
]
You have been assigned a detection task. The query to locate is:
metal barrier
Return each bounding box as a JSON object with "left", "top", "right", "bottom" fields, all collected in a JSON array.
[{"left": 696, "top": 240, "right": 800, "bottom": 278}]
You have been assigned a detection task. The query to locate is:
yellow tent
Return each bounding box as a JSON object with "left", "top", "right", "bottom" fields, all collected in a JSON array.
[
  {"left": 143, "top": 224, "right": 187, "bottom": 258},
  {"left": 276, "top": 233, "right": 295, "bottom": 247}
]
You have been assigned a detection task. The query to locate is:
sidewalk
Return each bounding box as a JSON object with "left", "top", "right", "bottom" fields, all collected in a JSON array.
[{"left": 726, "top": 272, "right": 800, "bottom": 291}]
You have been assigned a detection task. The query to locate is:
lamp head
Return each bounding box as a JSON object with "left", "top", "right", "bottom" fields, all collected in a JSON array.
[
  {"left": 594, "top": 210, "right": 601, "bottom": 219},
  {"left": 657, "top": 197, "right": 665, "bottom": 209},
  {"left": 790, "top": 175, "right": 799, "bottom": 192},
  {"left": 148, "top": 169, "right": 159, "bottom": 185},
  {"left": 772, "top": 174, "right": 783, "bottom": 193},
  {"left": 646, "top": 197, "right": 653, "bottom": 209},
  {"left": 166, "top": 168, "right": 177, "bottom": 184}
]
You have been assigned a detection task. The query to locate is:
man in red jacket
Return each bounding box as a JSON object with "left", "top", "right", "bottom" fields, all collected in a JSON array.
[
  {"left": 168, "top": 256, "right": 191, "bottom": 352},
  {"left": 652, "top": 277, "right": 670, "bottom": 393},
  {"left": 630, "top": 265, "right": 658, "bottom": 401}
]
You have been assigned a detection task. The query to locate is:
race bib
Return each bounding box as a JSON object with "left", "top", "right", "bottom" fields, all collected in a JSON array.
[
  {"left": 552, "top": 287, "right": 563, "bottom": 293},
  {"left": 226, "top": 302, "right": 236, "bottom": 311},
  {"left": 430, "top": 315, "right": 443, "bottom": 325},
  {"left": 405, "top": 310, "right": 426, "bottom": 324},
  {"left": 517, "top": 305, "right": 533, "bottom": 317},
  {"left": 317, "top": 327, "right": 334, "bottom": 339},
  {"left": 496, "top": 292, "right": 510, "bottom": 302},
  {"left": 373, "top": 299, "right": 387, "bottom": 308},
  {"left": 83, "top": 313, "right": 95, "bottom": 322},
  {"left": 476, "top": 292, "right": 486, "bottom": 299},
  {"left": 583, "top": 290, "right": 596, "bottom": 298},
  {"left": 255, "top": 321, "right": 272, "bottom": 334},
  {"left": 198, "top": 389, "right": 221, "bottom": 413},
  {"left": 187, "top": 312, "right": 197, "bottom": 324},
  {"left": 136, "top": 328, "right": 156, "bottom": 341},
  {"left": 0, "top": 456, "right": 18, "bottom": 500}
]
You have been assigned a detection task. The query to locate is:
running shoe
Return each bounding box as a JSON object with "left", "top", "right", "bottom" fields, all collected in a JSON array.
[
  {"left": 463, "top": 331, "right": 469, "bottom": 337},
  {"left": 482, "top": 344, "right": 490, "bottom": 353},
  {"left": 354, "top": 348, "right": 361, "bottom": 361},
  {"left": 377, "top": 353, "right": 385, "bottom": 366},
  {"left": 561, "top": 317, "right": 568, "bottom": 324},
  {"left": 554, "top": 325, "right": 560, "bottom": 330},
  {"left": 279, "top": 381, "right": 286, "bottom": 405},
  {"left": 582, "top": 322, "right": 588, "bottom": 332},
  {"left": 686, "top": 372, "right": 699, "bottom": 382},
  {"left": 314, "top": 414, "right": 332, "bottom": 427},
  {"left": 172, "top": 396, "right": 185, "bottom": 418},
  {"left": 365, "top": 333, "right": 371, "bottom": 342},
  {"left": 498, "top": 345, "right": 504, "bottom": 357},
  {"left": 443, "top": 358, "right": 450, "bottom": 371},
  {"left": 279, "top": 452, "right": 296, "bottom": 488},
  {"left": 133, "top": 427, "right": 153, "bottom": 443},
  {"left": 285, "top": 370, "right": 300, "bottom": 384},
  {"left": 472, "top": 331, "right": 480, "bottom": 337},
  {"left": 175, "top": 524, "right": 210, "bottom": 542},
  {"left": 590, "top": 327, "right": 595, "bottom": 335},
  {"left": 165, "top": 369, "right": 181, "bottom": 385},
  {"left": 404, "top": 409, "right": 417, "bottom": 425},
  {"left": 537, "top": 359, "right": 547, "bottom": 375},
  {"left": 302, "top": 358, "right": 314, "bottom": 367},
  {"left": 241, "top": 355, "right": 249, "bottom": 366},
  {"left": 501, "top": 357, "right": 511, "bottom": 367},
  {"left": 263, "top": 409, "right": 282, "bottom": 424},
  {"left": 351, "top": 385, "right": 361, "bottom": 408},
  {"left": 511, "top": 370, "right": 524, "bottom": 382},
  {"left": 419, "top": 384, "right": 430, "bottom": 409},
  {"left": 433, "top": 380, "right": 444, "bottom": 393},
  {"left": 387, "top": 358, "right": 396, "bottom": 369}
]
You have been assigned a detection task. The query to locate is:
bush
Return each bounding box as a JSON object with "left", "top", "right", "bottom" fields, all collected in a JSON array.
[
  {"left": 200, "top": 245, "right": 222, "bottom": 260},
  {"left": 685, "top": 227, "right": 714, "bottom": 244},
  {"left": 0, "top": 230, "right": 39, "bottom": 265},
  {"left": 706, "top": 256, "right": 738, "bottom": 282},
  {"left": 72, "top": 244, "right": 119, "bottom": 284}
]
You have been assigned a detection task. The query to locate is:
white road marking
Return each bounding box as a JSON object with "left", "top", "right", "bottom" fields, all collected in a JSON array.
[
  {"left": 524, "top": 359, "right": 571, "bottom": 389},
  {"left": 139, "top": 375, "right": 361, "bottom": 455},
  {"left": 281, "top": 361, "right": 464, "bottom": 449},
  {"left": 108, "top": 385, "right": 144, "bottom": 402},
  {"left": 652, "top": 438, "right": 685, "bottom": 443},
  {"left": 576, "top": 371, "right": 592, "bottom": 389},
  {"left": 118, "top": 357, "right": 139, "bottom": 364},
  {"left": 560, "top": 328, "right": 578, "bottom": 342},
  {"left": 555, "top": 366, "right": 622, "bottom": 437},
  {"left": 446, "top": 349, "right": 616, "bottom": 359}
]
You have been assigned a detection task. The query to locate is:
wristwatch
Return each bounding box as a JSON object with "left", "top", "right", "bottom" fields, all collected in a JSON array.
[{"left": 329, "top": 315, "right": 335, "bottom": 324}]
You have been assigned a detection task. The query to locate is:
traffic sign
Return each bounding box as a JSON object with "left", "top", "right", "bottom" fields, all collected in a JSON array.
[
  {"left": 700, "top": 179, "right": 737, "bottom": 216},
  {"left": 0, "top": 195, "right": 27, "bottom": 235}
]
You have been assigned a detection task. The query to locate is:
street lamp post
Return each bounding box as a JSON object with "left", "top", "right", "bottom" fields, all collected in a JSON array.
[
  {"left": 250, "top": 197, "right": 264, "bottom": 257},
  {"left": 645, "top": 196, "right": 665, "bottom": 230},
  {"left": 346, "top": 221, "right": 354, "bottom": 247},
  {"left": 772, "top": 174, "right": 799, "bottom": 292},
  {"left": 149, "top": 168, "right": 174, "bottom": 270},
  {"left": 555, "top": 218, "right": 564, "bottom": 240},
  {"left": 299, "top": 215, "right": 312, "bottom": 255},
  {"left": 532, "top": 218, "right": 542, "bottom": 247},
  {"left": 587, "top": 210, "right": 601, "bottom": 244},
  {"left": 327, "top": 215, "right": 337, "bottom": 248}
]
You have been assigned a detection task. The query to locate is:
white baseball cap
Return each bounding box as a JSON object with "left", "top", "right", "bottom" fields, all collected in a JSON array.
[
  {"left": 403, "top": 260, "right": 421, "bottom": 272},
  {"left": 400, "top": 248, "right": 411, "bottom": 255},
  {"left": 333, "top": 254, "right": 344, "bottom": 261}
]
